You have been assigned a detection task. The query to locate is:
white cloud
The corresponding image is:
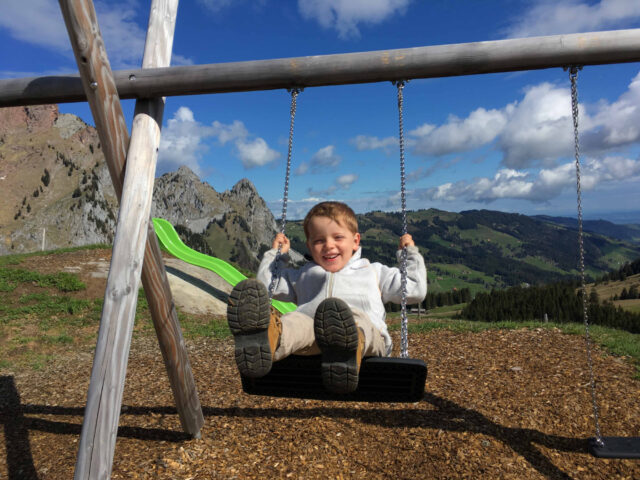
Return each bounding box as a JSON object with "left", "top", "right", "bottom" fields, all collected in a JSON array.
[
  {"left": 298, "top": 0, "right": 411, "bottom": 39},
  {"left": 409, "top": 124, "right": 435, "bottom": 137},
  {"left": 499, "top": 83, "right": 574, "bottom": 168},
  {"left": 210, "top": 120, "right": 249, "bottom": 145},
  {"left": 308, "top": 185, "right": 338, "bottom": 196},
  {"left": 336, "top": 173, "right": 358, "bottom": 188},
  {"left": 306, "top": 172, "right": 359, "bottom": 197},
  {"left": 583, "top": 71, "right": 640, "bottom": 150},
  {"left": 174, "top": 106, "right": 195, "bottom": 122},
  {"left": 158, "top": 107, "right": 208, "bottom": 175},
  {"left": 501, "top": 73, "right": 640, "bottom": 168},
  {"left": 236, "top": 138, "right": 280, "bottom": 168},
  {"left": 356, "top": 70, "right": 640, "bottom": 174},
  {"left": 387, "top": 84, "right": 568, "bottom": 168},
  {"left": 94, "top": 2, "right": 147, "bottom": 69},
  {"left": 268, "top": 197, "right": 324, "bottom": 220},
  {"left": 350, "top": 134, "right": 398, "bottom": 154},
  {"left": 411, "top": 107, "right": 509, "bottom": 156},
  {"left": 417, "top": 156, "right": 640, "bottom": 204},
  {"left": 158, "top": 107, "right": 280, "bottom": 173},
  {"left": 402, "top": 82, "right": 573, "bottom": 169},
  {"left": 171, "top": 53, "right": 195, "bottom": 66},
  {"left": 0, "top": 0, "right": 191, "bottom": 69},
  {"left": 505, "top": 0, "right": 640, "bottom": 38},
  {"left": 0, "top": 0, "right": 68, "bottom": 51},
  {"left": 296, "top": 145, "right": 342, "bottom": 175},
  {"left": 311, "top": 145, "right": 342, "bottom": 168},
  {"left": 295, "top": 163, "right": 310, "bottom": 175}
]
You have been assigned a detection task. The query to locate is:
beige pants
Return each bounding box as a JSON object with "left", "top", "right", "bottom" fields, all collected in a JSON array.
[{"left": 273, "top": 307, "right": 388, "bottom": 362}]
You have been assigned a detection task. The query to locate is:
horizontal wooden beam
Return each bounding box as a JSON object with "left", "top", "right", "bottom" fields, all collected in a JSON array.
[{"left": 2, "top": 28, "right": 640, "bottom": 107}]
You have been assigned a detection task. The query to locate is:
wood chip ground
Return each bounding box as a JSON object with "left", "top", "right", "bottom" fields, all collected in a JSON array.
[
  {"left": 1, "top": 249, "right": 639, "bottom": 479},
  {"left": 2, "top": 329, "right": 639, "bottom": 479}
]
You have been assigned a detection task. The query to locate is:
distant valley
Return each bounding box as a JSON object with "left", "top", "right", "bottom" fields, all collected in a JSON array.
[
  {"left": 2, "top": 105, "right": 640, "bottom": 293},
  {"left": 286, "top": 209, "right": 640, "bottom": 293}
]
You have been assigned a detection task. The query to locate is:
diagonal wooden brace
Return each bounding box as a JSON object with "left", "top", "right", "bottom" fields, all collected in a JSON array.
[{"left": 57, "top": 1, "right": 204, "bottom": 479}]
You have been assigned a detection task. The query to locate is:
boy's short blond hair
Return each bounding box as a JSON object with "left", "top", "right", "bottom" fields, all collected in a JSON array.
[{"left": 303, "top": 201, "right": 358, "bottom": 238}]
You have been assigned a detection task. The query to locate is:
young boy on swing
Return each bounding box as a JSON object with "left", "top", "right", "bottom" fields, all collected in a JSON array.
[{"left": 227, "top": 201, "right": 427, "bottom": 393}]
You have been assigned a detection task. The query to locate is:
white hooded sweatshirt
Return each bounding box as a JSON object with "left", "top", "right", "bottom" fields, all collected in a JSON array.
[{"left": 257, "top": 246, "right": 427, "bottom": 354}]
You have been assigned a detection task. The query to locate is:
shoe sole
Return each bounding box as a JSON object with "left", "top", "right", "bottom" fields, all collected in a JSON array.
[
  {"left": 227, "top": 279, "right": 272, "bottom": 378},
  {"left": 314, "top": 298, "right": 359, "bottom": 394}
]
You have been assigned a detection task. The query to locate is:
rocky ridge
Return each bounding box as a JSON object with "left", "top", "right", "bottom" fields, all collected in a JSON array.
[{"left": 0, "top": 105, "right": 284, "bottom": 271}]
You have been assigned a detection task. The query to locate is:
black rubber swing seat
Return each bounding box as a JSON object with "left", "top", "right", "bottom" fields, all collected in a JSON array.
[
  {"left": 240, "top": 354, "right": 427, "bottom": 402},
  {"left": 589, "top": 437, "right": 640, "bottom": 459}
]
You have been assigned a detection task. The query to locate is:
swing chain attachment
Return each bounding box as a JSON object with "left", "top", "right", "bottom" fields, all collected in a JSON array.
[
  {"left": 269, "top": 87, "right": 303, "bottom": 300},
  {"left": 394, "top": 79, "right": 410, "bottom": 359},
  {"left": 568, "top": 65, "right": 604, "bottom": 448}
]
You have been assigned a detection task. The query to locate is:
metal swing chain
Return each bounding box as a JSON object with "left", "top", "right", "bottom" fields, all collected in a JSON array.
[
  {"left": 395, "top": 80, "right": 410, "bottom": 359},
  {"left": 268, "top": 87, "right": 301, "bottom": 299},
  {"left": 569, "top": 65, "right": 604, "bottom": 447}
]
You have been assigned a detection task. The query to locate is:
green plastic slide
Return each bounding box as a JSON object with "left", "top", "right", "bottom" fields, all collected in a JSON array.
[{"left": 152, "top": 217, "right": 296, "bottom": 314}]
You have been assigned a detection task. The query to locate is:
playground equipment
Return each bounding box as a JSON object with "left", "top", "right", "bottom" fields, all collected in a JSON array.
[
  {"left": 566, "top": 67, "right": 640, "bottom": 459},
  {"left": 152, "top": 217, "right": 296, "bottom": 315},
  {"left": 237, "top": 85, "right": 428, "bottom": 402},
  {"left": 2, "top": 0, "right": 640, "bottom": 477}
]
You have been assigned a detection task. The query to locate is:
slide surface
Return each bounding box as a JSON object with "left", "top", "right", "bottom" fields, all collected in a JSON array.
[{"left": 152, "top": 217, "right": 296, "bottom": 314}]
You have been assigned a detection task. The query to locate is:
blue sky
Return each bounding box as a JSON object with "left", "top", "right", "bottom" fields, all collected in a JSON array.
[{"left": 2, "top": 0, "right": 640, "bottom": 221}]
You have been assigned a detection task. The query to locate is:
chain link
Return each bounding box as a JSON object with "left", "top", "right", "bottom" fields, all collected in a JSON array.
[
  {"left": 268, "top": 87, "right": 301, "bottom": 299},
  {"left": 395, "top": 80, "right": 410, "bottom": 358},
  {"left": 569, "top": 66, "right": 604, "bottom": 447}
]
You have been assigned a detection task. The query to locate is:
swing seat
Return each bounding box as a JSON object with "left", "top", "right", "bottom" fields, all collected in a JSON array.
[
  {"left": 589, "top": 437, "right": 640, "bottom": 459},
  {"left": 240, "top": 355, "right": 427, "bottom": 402}
]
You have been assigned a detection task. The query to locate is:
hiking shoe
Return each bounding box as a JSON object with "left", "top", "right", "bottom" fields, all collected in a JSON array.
[
  {"left": 227, "top": 279, "right": 281, "bottom": 378},
  {"left": 314, "top": 298, "right": 365, "bottom": 394}
]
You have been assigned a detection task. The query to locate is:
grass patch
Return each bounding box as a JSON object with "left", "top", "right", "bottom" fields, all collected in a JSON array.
[
  {"left": 0, "top": 267, "right": 86, "bottom": 292},
  {"left": 428, "top": 263, "right": 494, "bottom": 294},
  {"left": 3, "top": 295, "right": 92, "bottom": 322},
  {"left": 522, "top": 255, "right": 569, "bottom": 274},
  {"left": 429, "top": 303, "right": 465, "bottom": 314},
  {"left": 43, "top": 332, "right": 75, "bottom": 345},
  {"left": 457, "top": 224, "right": 519, "bottom": 252},
  {"left": 179, "top": 314, "right": 231, "bottom": 339},
  {"left": 623, "top": 303, "right": 640, "bottom": 314},
  {"left": 0, "top": 244, "right": 111, "bottom": 267}
]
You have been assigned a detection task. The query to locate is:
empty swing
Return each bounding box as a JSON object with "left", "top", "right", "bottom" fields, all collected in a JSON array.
[
  {"left": 240, "top": 83, "right": 428, "bottom": 402},
  {"left": 567, "top": 66, "right": 640, "bottom": 460}
]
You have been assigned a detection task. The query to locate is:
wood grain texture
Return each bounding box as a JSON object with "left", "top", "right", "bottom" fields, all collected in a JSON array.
[
  {"left": 59, "top": 1, "right": 202, "bottom": 479},
  {"left": 132, "top": 0, "right": 204, "bottom": 440},
  {"left": 3, "top": 28, "right": 640, "bottom": 106}
]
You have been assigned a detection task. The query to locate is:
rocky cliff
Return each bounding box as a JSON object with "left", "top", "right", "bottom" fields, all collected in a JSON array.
[
  {"left": 0, "top": 105, "right": 285, "bottom": 271},
  {"left": 0, "top": 104, "right": 117, "bottom": 254}
]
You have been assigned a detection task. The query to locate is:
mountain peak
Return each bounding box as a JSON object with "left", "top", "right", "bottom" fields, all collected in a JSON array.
[
  {"left": 231, "top": 177, "right": 258, "bottom": 193},
  {"left": 175, "top": 165, "right": 200, "bottom": 180}
]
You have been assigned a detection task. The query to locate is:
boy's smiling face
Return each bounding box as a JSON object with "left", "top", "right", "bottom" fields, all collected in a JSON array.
[{"left": 306, "top": 215, "right": 361, "bottom": 273}]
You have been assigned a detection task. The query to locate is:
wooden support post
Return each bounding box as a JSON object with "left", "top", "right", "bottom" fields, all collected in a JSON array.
[
  {"left": 135, "top": 0, "right": 204, "bottom": 441},
  {"left": 58, "top": 1, "right": 203, "bottom": 479}
]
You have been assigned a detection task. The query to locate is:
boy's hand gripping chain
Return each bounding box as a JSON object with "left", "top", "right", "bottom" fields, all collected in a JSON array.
[{"left": 269, "top": 88, "right": 302, "bottom": 299}]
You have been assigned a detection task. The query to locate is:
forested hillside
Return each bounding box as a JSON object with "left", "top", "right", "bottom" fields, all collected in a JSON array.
[
  {"left": 286, "top": 208, "right": 640, "bottom": 293},
  {"left": 461, "top": 279, "right": 640, "bottom": 334},
  {"left": 536, "top": 215, "right": 640, "bottom": 242}
]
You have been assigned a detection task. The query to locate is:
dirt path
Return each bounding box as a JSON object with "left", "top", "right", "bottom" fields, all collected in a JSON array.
[{"left": 1, "top": 249, "right": 639, "bottom": 479}]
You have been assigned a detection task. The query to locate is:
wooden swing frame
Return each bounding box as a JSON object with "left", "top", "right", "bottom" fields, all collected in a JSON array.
[{"left": 2, "top": 1, "right": 640, "bottom": 477}]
